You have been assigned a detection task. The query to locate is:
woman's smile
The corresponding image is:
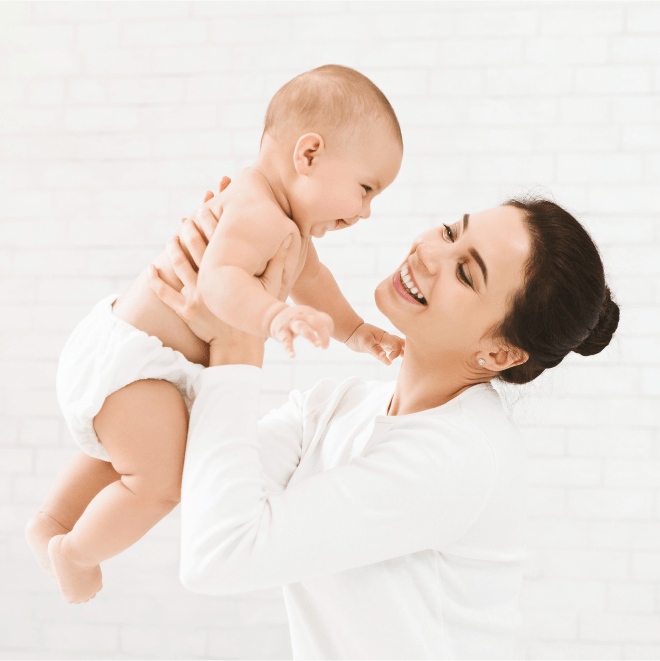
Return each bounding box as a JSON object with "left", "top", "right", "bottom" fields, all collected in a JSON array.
[{"left": 392, "top": 262, "right": 428, "bottom": 306}]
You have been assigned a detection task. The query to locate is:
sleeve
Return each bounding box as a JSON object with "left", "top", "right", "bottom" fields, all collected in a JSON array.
[
  {"left": 180, "top": 365, "right": 498, "bottom": 596},
  {"left": 256, "top": 392, "right": 304, "bottom": 494}
]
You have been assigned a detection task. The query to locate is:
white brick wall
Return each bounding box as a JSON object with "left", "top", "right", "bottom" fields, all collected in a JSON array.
[{"left": 1, "top": 2, "right": 658, "bottom": 659}]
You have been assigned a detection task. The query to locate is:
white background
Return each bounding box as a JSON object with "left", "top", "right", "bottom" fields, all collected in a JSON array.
[{"left": 1, "top": 1, "right": 659, "bottom": 659}]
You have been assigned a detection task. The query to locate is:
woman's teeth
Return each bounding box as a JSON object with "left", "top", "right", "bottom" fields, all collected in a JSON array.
[{"left": 401, "top": 264, "right": 427, "bottom": 304}]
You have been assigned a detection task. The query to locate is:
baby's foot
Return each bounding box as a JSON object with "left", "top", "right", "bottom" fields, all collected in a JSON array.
[
  {"left": 48, "top": 534, "right": 102, "bottom": 604},
  {"left": 25, "top": 513, "right": 69, "bottom": 580}
]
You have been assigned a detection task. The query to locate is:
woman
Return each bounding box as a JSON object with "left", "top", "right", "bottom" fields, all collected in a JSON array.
[{"left": 149, "top": 195, "right": 619, "bottom": 660}]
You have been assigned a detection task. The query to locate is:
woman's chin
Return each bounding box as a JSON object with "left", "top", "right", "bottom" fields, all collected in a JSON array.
[{"left": 374, "top": 280, "right": 406, "bottom": 337}]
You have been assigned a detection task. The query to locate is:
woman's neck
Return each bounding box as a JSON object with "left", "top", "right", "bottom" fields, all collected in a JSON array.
[{"left": 388, "top": 339, "right": 489, "bottom": 416}]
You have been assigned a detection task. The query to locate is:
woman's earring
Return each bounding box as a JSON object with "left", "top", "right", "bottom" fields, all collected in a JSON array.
[{"left": 478, "top": 358, "right": 485, "bottom": 366}]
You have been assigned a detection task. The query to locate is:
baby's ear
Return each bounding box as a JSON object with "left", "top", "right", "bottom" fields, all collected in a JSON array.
[{"left": 293, "top": 133, "right": 324, "bottom": 175}]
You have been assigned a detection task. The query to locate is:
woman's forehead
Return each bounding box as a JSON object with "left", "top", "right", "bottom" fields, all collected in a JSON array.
[
  {"left": 471, "top": 206, "right": 529, "bottom": 249},
  {"left": 469, "top": 206, "right": 531, "bottom": 292}
]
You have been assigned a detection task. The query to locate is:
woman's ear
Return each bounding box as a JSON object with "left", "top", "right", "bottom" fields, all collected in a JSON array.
[
  {"left": 483, "top": 343, "right": 528, "bottom": 372},
  {"left": 293, "top": 133, "right": 324, "bottom": 175}
]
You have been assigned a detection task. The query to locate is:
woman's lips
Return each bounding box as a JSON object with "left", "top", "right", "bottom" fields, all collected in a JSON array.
[{"left": 392, "top": 267, "right": 426, "bottom": 305}]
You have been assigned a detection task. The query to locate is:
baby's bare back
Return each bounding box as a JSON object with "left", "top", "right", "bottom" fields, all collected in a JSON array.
[
  {"left": 111, "top": 259, "right": 210, "bottom": 367},
  {"left": 110, "top": 180, "right": 241, "bottom": 367}
]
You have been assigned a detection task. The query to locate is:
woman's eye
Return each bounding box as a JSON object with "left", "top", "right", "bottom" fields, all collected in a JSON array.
[
  {"left": 458, "top": 264, "right": 473, "bottom": 289},
  {"left": 443, "top": 223, "right": 454, "bottom": 242}
]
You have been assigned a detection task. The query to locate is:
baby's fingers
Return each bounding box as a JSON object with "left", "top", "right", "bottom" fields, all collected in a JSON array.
[
  {"left": 283, "top": 337, "right": 295, "bottom": 359},
  {"left": 276, "top": 328, "right": 295, "bottom": 358},
  {"left": 379, "top": 332, "right": 403, "bottom": 352},
  {"left": 380, "top": 333, "right": 405, "bottom": 361},
  {"left": 290, "top": 319, "right": 323, "bottom": 349},
  {"left": 304, "top": 312, "right": 333, "bottom": 349},
  {"left": 387, "top": 346, "right": 403, "bottom": 361},
  {"left": 370, "top": 342, "right": 392, "bottom": 366}
]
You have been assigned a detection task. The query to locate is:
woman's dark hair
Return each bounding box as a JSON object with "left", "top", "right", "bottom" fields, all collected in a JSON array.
[{"left": 494, "top": 196, "right": 620, "bottom": 385}]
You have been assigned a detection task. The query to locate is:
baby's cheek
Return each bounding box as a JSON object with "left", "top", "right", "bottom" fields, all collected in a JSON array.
[{"left": 349, "top": 195, "right": 363, "bottom": 218}]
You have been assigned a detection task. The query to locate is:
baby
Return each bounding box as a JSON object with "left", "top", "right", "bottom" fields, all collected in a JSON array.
[{"left": 25, "top": 64, "right": 404, "bottom": 604}]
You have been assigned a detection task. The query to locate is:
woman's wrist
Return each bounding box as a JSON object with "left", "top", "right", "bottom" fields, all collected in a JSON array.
[{"left": 208, "top": 335, "right": 265, "bottom": 368}]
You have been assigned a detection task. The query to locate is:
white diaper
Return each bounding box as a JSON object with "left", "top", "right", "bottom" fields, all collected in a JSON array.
[{"left": 56, "top": 294, "right": 205, "bottom": 462}]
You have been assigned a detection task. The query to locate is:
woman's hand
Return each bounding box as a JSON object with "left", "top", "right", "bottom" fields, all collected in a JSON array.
[
  {"left": 148, "top": 220, "right": 293, "bottom": 367},
  {"left": 175, "top": 176, "right": 231, "bottom": 270}
]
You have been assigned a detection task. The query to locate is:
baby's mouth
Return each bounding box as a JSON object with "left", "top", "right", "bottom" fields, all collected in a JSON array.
[{"left": 400, "top": 263, "right": 427, "bottom": 305}]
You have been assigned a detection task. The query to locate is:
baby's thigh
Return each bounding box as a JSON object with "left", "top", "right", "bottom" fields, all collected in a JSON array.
[{"left": 93, "top": 379, "right": 189, "bottom": 500}]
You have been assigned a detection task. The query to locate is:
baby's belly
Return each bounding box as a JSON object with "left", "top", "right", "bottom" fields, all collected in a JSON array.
[{"left": 111, "top": 251, "right": 210, "bottom": 368}]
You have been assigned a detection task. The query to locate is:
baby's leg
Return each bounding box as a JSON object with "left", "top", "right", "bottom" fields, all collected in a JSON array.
[
  {"left": 26, "top": 453, "right": 120, "bottom": 579},
  {"left": 48, "top": 378, "right": 188, "bottom": 603}
]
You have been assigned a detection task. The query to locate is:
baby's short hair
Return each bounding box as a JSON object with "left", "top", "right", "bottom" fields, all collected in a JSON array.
[{"left": 262, "top": 64, "right": 402, "bottom": 148}]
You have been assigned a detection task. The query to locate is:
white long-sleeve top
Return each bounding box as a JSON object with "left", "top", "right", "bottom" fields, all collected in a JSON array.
[{"left": 181, "top": 365, "right": 527, "bottom": 660}]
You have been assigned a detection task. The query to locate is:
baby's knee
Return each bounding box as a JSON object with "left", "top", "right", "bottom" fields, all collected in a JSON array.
[
  {"left": 25, "top": 507, "right": 72, "bottom": 538},
  {"left": 123, "top": 469, "right": 182, "bottom": 508},
  {"left": 151, "top": 476, "right": 182, "bottom": 507}
]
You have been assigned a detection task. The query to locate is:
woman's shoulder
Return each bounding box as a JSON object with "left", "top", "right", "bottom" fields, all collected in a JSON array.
[
  {"left": 388, "top": 382, "right": 524, "bottom": 462},
  {"left": 455, "top": 382, "right": 522, "bottom": 436},
  {"left": 289, "top": 376, "right": 393, "bottom": 417}
]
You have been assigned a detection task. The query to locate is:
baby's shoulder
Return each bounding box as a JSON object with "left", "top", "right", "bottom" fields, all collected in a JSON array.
[
  {"left": 224, "top": 168, "right": 291, "bottom": 226},
  {"left": 216, "top": 168, "right": 299, "bottom": 254}
]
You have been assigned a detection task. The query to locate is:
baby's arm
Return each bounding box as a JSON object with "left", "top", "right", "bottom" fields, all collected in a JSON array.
[
  {"left": 197, "top": 201, "right": 292, "bottom": 337},
  {"left": 197, "top": 198, "right": 332, "bottom": 355},
  {"left": 291, "top": 242, "right": 404, "bottom": 365},
  {"left": 290, "top": 241, "right": 363, "bottom": 342}
]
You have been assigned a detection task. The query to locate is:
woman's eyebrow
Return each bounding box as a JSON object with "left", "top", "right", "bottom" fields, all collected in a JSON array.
[{"left": 462, "top": 213, "right": 488, "bottom": 287}]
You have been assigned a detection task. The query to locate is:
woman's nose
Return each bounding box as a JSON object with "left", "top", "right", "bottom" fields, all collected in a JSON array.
[{"left": 415, "top": 241, "right": 443, "bottom": 276}]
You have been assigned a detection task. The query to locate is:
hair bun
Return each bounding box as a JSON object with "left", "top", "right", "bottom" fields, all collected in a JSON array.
[{"left": 573, "top": 286, "right": 620, "bottom": 357}]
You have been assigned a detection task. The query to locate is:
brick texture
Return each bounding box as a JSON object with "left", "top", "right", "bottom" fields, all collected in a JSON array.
[{"left": 1, "top": 2, "right": 658, "bottom": 659}]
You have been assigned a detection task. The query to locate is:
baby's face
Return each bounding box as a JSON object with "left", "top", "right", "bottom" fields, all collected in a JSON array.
[{"left": 295, "top": 124, "right": 402, "bottom": 238}]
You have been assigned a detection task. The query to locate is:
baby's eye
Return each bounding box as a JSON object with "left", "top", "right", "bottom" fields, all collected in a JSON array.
[{"left": 362, "top": 185, "right": 372, "bottom": 193}]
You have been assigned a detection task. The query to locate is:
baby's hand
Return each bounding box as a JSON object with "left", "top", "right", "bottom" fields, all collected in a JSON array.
[
  {"left": 345, "top": 323, "right": 405, "bottom": 366},
  {"left": 270, "top": 305, "right": 334, "bottom": 358}
]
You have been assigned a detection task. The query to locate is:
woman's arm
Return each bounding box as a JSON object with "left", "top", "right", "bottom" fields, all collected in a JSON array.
[
  {"left": 180, "top": 367, "right": 497, "bottom": 595},
  {"left": 150, "top": 223, "right": 497, "bottom": 596}
]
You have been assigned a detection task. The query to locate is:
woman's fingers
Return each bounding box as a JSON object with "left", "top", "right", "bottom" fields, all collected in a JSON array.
[
  {"left": 202, "top": 176, "right": 230, "bottom": 204},
  {"left": 179, "top": 218, "right": 208, "bottom": 268},
  {"left": 219, "top": 175, "right": 231, "bottom": 192},
  {"left": 189, "top": 205, "right": 219, "bottom": 244},
  {"left": 166, "top": 236, "right": 199, "bottom": 286},
  {"left": 148, "top": 264, "right": 187, "bottom": 314}
]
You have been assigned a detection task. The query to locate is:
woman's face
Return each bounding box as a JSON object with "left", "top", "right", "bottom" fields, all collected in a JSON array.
[{"left": 375, "top": 205, "right": 531, "bottom": 363}]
